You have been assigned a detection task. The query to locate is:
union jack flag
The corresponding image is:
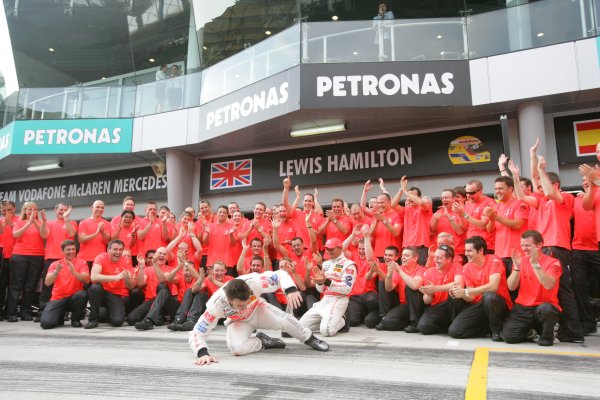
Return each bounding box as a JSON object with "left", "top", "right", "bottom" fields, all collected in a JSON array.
[{"left": 210, "top": 159, "right": 252, "bottom": 190}]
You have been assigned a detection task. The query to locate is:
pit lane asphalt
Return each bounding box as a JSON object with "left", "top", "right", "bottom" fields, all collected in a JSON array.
[{"left": 0, "top": 321, "right": 599, "bottom": 399}]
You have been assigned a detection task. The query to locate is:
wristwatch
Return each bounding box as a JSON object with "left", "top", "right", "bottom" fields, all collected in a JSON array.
[{"left": 463, "top": 213, "right": 469, "bottom": 220}]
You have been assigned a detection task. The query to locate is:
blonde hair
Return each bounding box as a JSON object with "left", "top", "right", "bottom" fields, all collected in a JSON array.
[{"left": 19, "top": 201, "right": 38, "bottom": 220}]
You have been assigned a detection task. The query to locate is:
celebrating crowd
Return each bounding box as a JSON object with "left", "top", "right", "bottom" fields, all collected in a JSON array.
[{"left": 1, "top": 138, "right": 600, "bottom": 363}]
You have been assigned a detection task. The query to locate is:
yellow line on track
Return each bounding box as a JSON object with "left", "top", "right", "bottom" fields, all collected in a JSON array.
[
  {"left": 465, "top": 347, "right": 489, "bottom": 400},
  {"left": 465, "top": 346, "right": 600, "bottom": 400}
]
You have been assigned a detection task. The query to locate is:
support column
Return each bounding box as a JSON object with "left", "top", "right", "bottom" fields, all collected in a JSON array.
[
  {"left": 166, "top": 149, "right": 195, "bottom": 215},
  {"left": 517, "top": 100, "right": 550, "bottom": 174}
]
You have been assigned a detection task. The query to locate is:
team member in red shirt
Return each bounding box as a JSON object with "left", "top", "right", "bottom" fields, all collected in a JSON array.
[
  {"left": 417, "top": 244, "right": 463, "bottom": 335},
  {"left": 370, "top": 193, "right": 402, "bottom": 259},
  {"left": 448, "top": 236, "right": 512, "bottom": 341},
  {"left": 86, "top": 239, "right": 135, "bottom": 329},
  {"left": 318, "top": 198, "right": 352, "bottom": 244},
  {"left": 40, "top": 240, "right": 90, "bottom": 329},
  {"left": 342, "top": 230, "right": 378, "bottom": 329},
  {"left": 571, "top": 176, "right": 600, "bottom": 334},
  {"left": 377, "top": 246, "right": 425, "bottom": 332},
  {"left": 282, "top": 177, "right": 324, "bottom": 251},
  {"left": 78, "top": 200, "right": 111, "bottom": 269},
  {"left": 131, "top": 247, "right": 183, "bottom": 330},
  {"left": 238, "top": 202, "right": 272, "bottom": 252},
  {"left": 7, "top": 202, "right": 48, "bottom": 322},
  {"left": 271, "top": 205, "right": 298, "bottom": 261},
  {"left": 536, "top": 157, "right": 583, "bottom": 343},
  {"left": 137, "top": 201, "right": 172, "bottom": 257},
  {"left": 37, "top": 203, "right": 78, "bottom": 322},
  {"left": 431, "top": 189, "right": 467, "bottom": 262},
  {"left": 110, "top": 210, "right": 139, "bottom": 255},
  {"left": 0, "top": 201, "right": 18, "bottom": 319},
  {"left": 500, "top": 230, "right": 562, "bottom": 346},
  {"left": 483, "top": 176, "right": 528, "bottom": 288},
  {"left": 452, "top": 180, "right": 496, "bottom": 253},
  {"left": 580, "top": 161, "right": 600, "bottom": 245},
  {"left": 203, "top": 205, "right": 237, "bottom": 274},
  {"left": 110, "top": 196, "right": 142, "bottom": 227},
  {"left": 168, "top": 259, "right": 206, "bottom": 332},
  {"left": 393, "top": 176, "right": 432, "bottom": 266}
]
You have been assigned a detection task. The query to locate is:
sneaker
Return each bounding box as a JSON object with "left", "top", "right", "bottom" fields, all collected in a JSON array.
[
  {"left": 281, "top": 331, "right": 292, "bottom": 338},
  {"left": 256, "top": 332, "right": 286, "bottom": 349},
  {"left": 304, "top": 335, "right": 329, "bottom": 352},
  {"left": 375, "top": 323, "right": 385, "bottom": 331},
  {"left": 154, "top": 316, "right": 165, "bottom": 326},
  {"left": 178, "top": 320, "right": 196, "bottom": 332},
  {"left": 491, "top": 331, "right": 503, "bottom": 342},
  {"left": 538, "top": 338, "right": 554, "bottom": 346},
  {"left": 526, "top": 329, "right": 540, "bottom": 343},
  {"left": 33, "top": 316, "right": 41, "bottom": 323},
  {"left": 21, "top": 315, "right": 33, "bottom": 321},
  {"left": 71, "top": 320, "right": 83, "bottom": 328},
  {"left": 167, "top": 318, "right": 183, "bottom": 331},
  {"left": 404, "top": 322, "right": 419, "bottom": 334},
  {"left": 135, "top": 318, "right": 154, "bottom": 331},
  {"left": 84, "top": 319, "right": 99, "bottom": 329},
  {"left": 6, "top": 315, "right": 17, "bottom": 323}
]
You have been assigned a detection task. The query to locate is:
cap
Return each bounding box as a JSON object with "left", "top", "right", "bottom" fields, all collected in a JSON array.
[{"left": 324, "top": 238, "right": 343, "bottom": 249}]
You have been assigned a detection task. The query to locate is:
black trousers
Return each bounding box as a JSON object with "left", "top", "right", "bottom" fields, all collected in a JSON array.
[
  {"left": 448, "top": 292, "right": 509, "bottom": 338},
  {"left": 39, "top": 258, "right": 58, "bottom": 313},
  {"left": 88, "top": 283, "right": 127, "bottom": 327},
  {"left": 347, "top": 291, "right": 379, "bottom": 328},
  {"left": 174, "top": 288, "right": 208, "bottom": 323},
  {"left": 569, "top": 249, "right": 600, "bottom": 332},
  {"left": 542, "top": 246, "right": 584, "bottom": 339},
  {"left": 7, "top": 255, "right": 44, "bottom": 318},
  {"left": 501, "top": 303, "right": 560, "bottom": 343},
  {"left": 381, "top": 287, "right": 426, "bottom": 330},
  {"left": 501, "top": 257, "right": 518, "bottom": 302},
  {"left": 40, "top": 290, "right": 88, "bottom": 329},
  {"left": 127, "top": 288, "right": 145, "bottom": 314},
  {"left": 147, "top": 285, "right": 180, "bottom": 322},
  {"left": 417, "top": 297, "right": 466, "bottom": 335},
  {"left": 378, "top": 280, "right": 399, "bottom": 317},
  {"left": 0, "top": 255, "right": 8, "bottom": 315}
]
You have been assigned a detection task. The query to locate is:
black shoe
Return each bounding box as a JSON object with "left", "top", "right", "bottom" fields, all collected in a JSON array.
[
  {"left": 71, "top": 320, "right": 83, "bottom": 328},
  {"left": 281, "top": 331, "right": 292, "bottom": 338},
  {"left": 33, "top": 316, "right": 41, "bottom": 323},
  {"left": 338, "top": 317, "right": 350, "bottom": 333},
  {"left": 167, "top": 318, "right": 183, "bottom": 331},
  {"left": 178, "top": 320, "right": 196, "bottom": 332},
  {"left": 85, "top": 320, "right": 99, "bottom": 329},
  {"left": 154, "top": 316, "right": 165, "bottom": 326},
  {"left": 21, "top": 315, "right": 33, "bottom": 321},
  {"left": 404, "top": 322, "right": 419, "bottom": 333},
  {"left": 6, "top": 315, "right": 17, "bottom": 323},
  {"left": 256, "top": 332, "right": 286, "bottom": 349},
  {"left": 526, "top": 329, "right": 540, "bottom": 343},
  {"left": 557, "top": 335, "right": 584, "bottom": 343},
  {"left": 491, "top": 331, "right": 503, "bottom": 342},
  {"left": 584, "top": 325, "right": 597, "bottom": 335},
  {"left": 375, "top": 323, "right": 385, "bottom": 331},
  {"left": 538, "top": 338, "right": 554, "bottom": 346},
  {"left": 304, "top": 335, "right": 329, "bottom": 352},
  {"left": 135, "top": 318, "right": 154, "bottom": 331}
]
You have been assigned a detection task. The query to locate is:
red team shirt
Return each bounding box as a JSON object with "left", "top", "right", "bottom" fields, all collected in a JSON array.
[
  {"left": 92, "top": 252, "right": 133, "bottom": 296},
  {"left": 204, "top": 275, "right": 234, "bottom": 296},
  {"left": 492, "top": 199, "right": 529, "bottom": 258},
  {"left": 12, "top": 220, "right": 45, "bottom": 256},
  {"left": 45, "top": 220, "right": 78, "bottom": 260},
  {"left": 372, "top": 210, "right": 403, "bottom": 257},
  {"left": 392, "top": 264, "right": 426, "bottom": 303},
  {"left": 514, "top": 253, "right": 562, "bottom": 311},
  {"left": 349, "top": 253, "right": 377, "bottom": 296},
  {"left": 537, "top": 192, "right": 574, "bottom": 249},
  {"left": 402, "top": 204, "right": 432, "bottom": 248},
  {"left": 435, "top": 210, "right": 467, "bottom": 254},
  {"left": 78, "top": 218, "right": 110, "bottom": 261},
  {"left": 464, "top": 197, "right": 496, "bottom": 250},
  {"left": 142, "top": 265, "right": 178, "bottom": 301},
  {"left": 48, "top": 257, "right": 88, "bottom": 300},
  {"left": 458, "top": 255, "right": 512, "bottom": 309},
  {"left": 572, "top": 196, "right": 597, "bottom": 251},
  {"left": 421, "top": 264, "right": 458, "bottom": 306}
]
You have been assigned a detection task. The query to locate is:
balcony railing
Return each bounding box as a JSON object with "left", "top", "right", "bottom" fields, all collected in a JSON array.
[{"left": 2, "top": 0, "right": 598, "bottom": 128}]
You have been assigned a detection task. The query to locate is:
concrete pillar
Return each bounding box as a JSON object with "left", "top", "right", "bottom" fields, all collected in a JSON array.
[
  {"left": 166, "top": 149, "right": 195, "bottom": 215},
  {"left": 517, "top": 100, "right": 554, "bottom": 174}
]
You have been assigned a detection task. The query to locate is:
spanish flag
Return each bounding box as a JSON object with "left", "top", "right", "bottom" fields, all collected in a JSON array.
[{"left": 574, "top": 119, "right": 600, "bottom": 156}]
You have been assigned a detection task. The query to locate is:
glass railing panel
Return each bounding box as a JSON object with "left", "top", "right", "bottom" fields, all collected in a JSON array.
[{"left": 200, "top": 24, "right": 300, "bottom": 104}]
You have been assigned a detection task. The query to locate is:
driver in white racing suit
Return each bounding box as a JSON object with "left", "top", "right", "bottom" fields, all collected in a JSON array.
[{"left": 189, "top": 269, "right": 329, "bottom": 365}]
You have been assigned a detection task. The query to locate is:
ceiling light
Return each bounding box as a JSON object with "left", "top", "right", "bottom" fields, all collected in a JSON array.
[
  {"left": 101, "top": 77, "right": 106, "bottom": 80},
  {"left": 436, "top": 35, "right": 442, "bottom": 39},
  {"left": 203, "top": 46, "right": 207, "bottom": 50},
  {"left": 290, "top": 123, "right": 346, "bottom": 137},
  {"left": 149, "top": 58, "right": 155, "bottom": 63},
  {"left": 332, "top": 15, "right": 338, "bottom": 21},
  {"left": 265, "top": 30, "right": 272, "bottom": 35},
  {"left": 537, "top": 32, "right": 544, "bottom": 37},
  {"left": 48, "top": 47, "right": 55, "bottom": 52},
  {"left": 27, "top": 162, "right": 64, "bottom": 172}
]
